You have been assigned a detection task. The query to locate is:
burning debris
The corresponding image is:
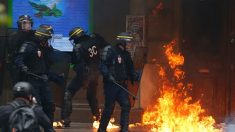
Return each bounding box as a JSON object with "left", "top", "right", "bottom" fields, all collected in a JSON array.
[
  {"left": 53, "top": 121, "right": 63, "bottom": 128},
  {"left": 93, "top": 117, "right": 119, "bottom": 129},
  {"left": 142, "top": 41, "right": 222, "bottom": 132}
]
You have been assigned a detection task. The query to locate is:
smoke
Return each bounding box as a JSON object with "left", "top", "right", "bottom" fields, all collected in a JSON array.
[
  {"left": 223, "top": 116, "right": 235, "bottom": 132},
  {"left": 223, "top": 124, "right": 235, "bottom": 132}
]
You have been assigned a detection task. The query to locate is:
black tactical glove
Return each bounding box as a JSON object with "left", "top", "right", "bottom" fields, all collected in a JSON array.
[
  {"left": 136, "top": 70, "right": 142, "bottom": 81},
  {"left": 131, "top": 70, "right": 142, "bottom": 84},
  {"left": 85, "top": 66, "right": 89, "bottom": 73},
  {"left": 21, "top": 65, "right": 29, "bottom": 73},
  {"left": 55, "top": 73, "right": 65, "bottom": 86},
  {"left": 41, "top": 74, "right": 49, "bottom": 82},
  {"left": 48, "top": 72, "right": 65, "bottom": 85},
  {"left": 108, "top": 74, "right": 116, "bottom": 82},
  {"left": 104, "top": 73, "right": 116, "bottom": 82}
]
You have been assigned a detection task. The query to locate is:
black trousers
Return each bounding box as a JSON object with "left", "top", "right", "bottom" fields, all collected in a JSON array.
[
  {"left": 28, "top": 78, "right": 54, "bottom": 123},
  {"left": 61, "top": 65, "right": 100, "bottom": 121},
  {"left": 98, "top": 81, "right": 131, "bottom": 132}
]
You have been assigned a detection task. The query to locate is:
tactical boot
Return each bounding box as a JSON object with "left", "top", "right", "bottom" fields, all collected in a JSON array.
[
  {"left": 61, "top": 119, "right": 71, "bottom": 128},
  {"left": 97, "top": 128, "right": 107, "bottom": 132},
  {"left": 61, "top": 91, "right": 72, "bottom": 127},
  {"left": 120, "top": 129, "right": 130, "bottom": 132}
]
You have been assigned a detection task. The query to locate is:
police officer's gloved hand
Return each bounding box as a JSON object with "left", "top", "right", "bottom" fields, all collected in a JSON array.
[
  {"left": 134, "top": 70, "right": 142, "bottom": 82},
  {"left": 104, "top": 74, "right": 116, "bottom": 82},
  {"left": 56, "top": 73, "right": 65, "bottom": 86},
  {"left": 130, "top": 71, "right": 142, "bottom": 85},
  {"left": 48, "top": 72, "right": 65, "bottom": 85},
  {"left": 21, "top": 66, "right": 29, "bottom": 74},
  {"left": 85, "top": 66, "right": 89, "bottom": 73},
  {"left": 59, "top": 73, "right": 65, "bottom": 79},
  {"left": 41, "top": 74, "right": 49, "bottom": 82},
  {"left": 70, "top": 63, "right": 76, "bottom": 71},
  {"left": 109, "top": 75, "right": 116, "bottom": 82}
]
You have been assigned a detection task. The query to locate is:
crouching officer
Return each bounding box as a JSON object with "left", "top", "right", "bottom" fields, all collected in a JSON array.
[
  {"left": 14, "top": 24, "right": 56, "bottom": 123},
  {"left": 0, "top": 82, "right": 55, "bottom": 132},
  {"left": 98, "top": 32, "right": 139, "bottom": 132},
  {"left": 61, "top": 27, "right": 108, "bottom": 127}
]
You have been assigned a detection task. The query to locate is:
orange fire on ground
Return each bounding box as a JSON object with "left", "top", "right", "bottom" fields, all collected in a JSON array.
[
  {"left": 93, "top": 117, "right": 119, "bottom": 129},
  {"left": 53, "top": 121, "right": 63, "bottom": 128},
  {"left": 142, "top": 41, "right": 222, "bottom": 132}
]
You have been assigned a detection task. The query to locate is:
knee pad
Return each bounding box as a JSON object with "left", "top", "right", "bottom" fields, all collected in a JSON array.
[
  {"left": 61, "top": 91, "right": 73, "bottom": 118},
  {"left": 64, "top": 91, "right": 72, "bottom": 100}
]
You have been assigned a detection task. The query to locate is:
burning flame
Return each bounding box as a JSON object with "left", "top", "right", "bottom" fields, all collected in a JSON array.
[
  {"left": 53, "top": 121, "right": 63, "bottom": 128},
  {"left": 93, "top": 117, "right": 119, "bottom": 129},
  {"left": 142, "top": 41, "right": 222, "bottom": 132}
]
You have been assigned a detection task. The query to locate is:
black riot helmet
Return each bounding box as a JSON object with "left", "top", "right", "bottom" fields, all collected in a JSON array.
[
  {"left": 17, "top": 15, "right": 33, "bottom": 31},
  {"left": 35, "top": 24, "right": 54, "bottom": 46},
  {"left": 13, "top": 82, "right": 33, "bottom": 98},
  {"left": 115, "top": 32, "right": 133, "bottom": 47},
  {"left": 68, "top": 27, "right": 85, "bottom": 45}
]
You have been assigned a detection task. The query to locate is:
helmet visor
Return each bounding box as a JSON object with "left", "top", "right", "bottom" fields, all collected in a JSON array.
[
  {"left": 20, "top": 20, "right": 32, "bottom": 30},
  {"left": 70, "top": 39, "right": 75, "bottom": 46},
  {"left": 47, "top": 34, "right": 54, "bottom": 46}
]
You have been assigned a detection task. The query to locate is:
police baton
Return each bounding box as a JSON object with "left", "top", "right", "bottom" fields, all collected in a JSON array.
[
  {"left": 27, "top": 72, "right": 48, "bottom": 81},
  {"left": 112, "top": 81, "right": 138, "bottom": 99}
]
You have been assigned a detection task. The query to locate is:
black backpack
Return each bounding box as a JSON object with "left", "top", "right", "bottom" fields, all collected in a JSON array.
[{"left": 8, "top": 101, "right": 39, "bottom": 132}]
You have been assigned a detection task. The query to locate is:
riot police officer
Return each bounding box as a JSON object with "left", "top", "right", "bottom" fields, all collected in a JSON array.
[
  {"left": 14, "top": 24, "right": 55, "bottom": 123},
  {"left": 0, "top": 82, "right": 55, "bottom": 132},
  {"left": 98, "top": 32, "right": 138, "bottom": 132},
  {"left": 61, "top": 27, "right": 108, "bottom": 127},
  {"left": 7, "top": 15, "right": 35, "bottom": 84}
]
